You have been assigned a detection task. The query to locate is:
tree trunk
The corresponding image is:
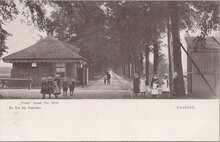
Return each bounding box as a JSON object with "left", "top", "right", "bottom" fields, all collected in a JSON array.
[
  {"left": 167, "top": 4, "right": 173, "bottom": 96},
  {"left": 169, "top": 1, "right": 186, "bottom": 97},
  {"left": 153, "top": 42, "right": 159, "bottom": 75},
  {"left": 129, "top": 62, "right": 132, "bottom": 77},
  {"left": 145, "top": 45, "right": 150, "bottom": 85},
  {"left": 123, "top": 64, "right": 126, "bottom": 75},
  {"left": 139, "top": 52, "right": 143, "bottom": 76},
  {"left": 133, "top": 53, "right": 140, "bottom": 75}
]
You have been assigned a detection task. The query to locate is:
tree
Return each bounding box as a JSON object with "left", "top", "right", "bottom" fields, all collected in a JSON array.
[
  {"left": 0, "top": 0, "right": 50, "bottom": 57},
  {"left": 104, "top": 1, "right": 167, "bottom": 79},
  {"left": 168, "top": 1, "right": 219, "bottom": 97},
  {"left": 153, "top": 42, "right": 159, "bottom": 75},
  {"left": 0, "top": 0, "right": 18, "bottom": 57},
  {"left": 169, "top": 1, "right": 186, "bottom": 97}
]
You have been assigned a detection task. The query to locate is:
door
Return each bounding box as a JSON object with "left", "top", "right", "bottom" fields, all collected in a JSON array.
[{"left": 77, "top": 67, "right": 83, "bottom": 85}]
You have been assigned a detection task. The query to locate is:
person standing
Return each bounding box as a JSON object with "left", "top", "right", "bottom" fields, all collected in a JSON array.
[
  {"left": 139, "top": 74, "right": 146, "bottom": 96},
  {"left": 104, "top": 74, "right": 107, "bottom": 85},
  {"left": 151, "top": 75, "right": 159, "bottom": 98},
  {"left": 28, "top": 76, "right": 33, "bottom": 90},
  {"left": 63, "top": 78, "right": 68, "bottom": 96},
  {"left": 173, "top": 72, "right": 180, "bottom": 97},
  {"left": 47, "top": 76, "right": 54, "bottom": 99},
  {"left": 183, "top": 75, "right": 188, "bottom": 95},
  {"left": 107, "top": 72, "right": 111, "bottom": 85},
  {"left": 53, "top": 80, "right": 61, "bottom": 99},
  {"left": 69, "top": 80, "right": 76, "bottom": 96},
  {"left": 162, "top": 73, "right": 170, "bottom": 98},
  {"left": 133, "top": 73, "right": 140, "bottom": 97},
  {"left": 41, "top": 77, "right": 47, "bottom": 99},
  {"left": 54, "top": 74, "right": 61, "bottom": 92}
]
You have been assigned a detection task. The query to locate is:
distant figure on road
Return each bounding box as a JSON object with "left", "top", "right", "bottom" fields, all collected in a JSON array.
[
  {"left": 69, "top": 80, "right": 76, "bottom": 96},
  {"left": 133, "top": 73, "right": 140, "bottom": 97},
  {"left": 151, "top": 74, "right": 159, "bottom": 98},
  {"left": 53, "top": 80, "right": 61, "bottom": 99},
  {"left": 63, "top": 78, "right": 68, "bottom": 96},
  {"left": 104, "top": 74, "right": 107, "bottom": 85},
  {"left": 140, "top": 74, "right": 146, "bottom": 96},
  {"left": 41, "top": 77, "right": 47, "bottom": 99},
  {"left": 162, "top": 73, "right": 170, "bottom": 98},
  {"left": 107, "top": 72, "right": 111, "bottom": 85}
]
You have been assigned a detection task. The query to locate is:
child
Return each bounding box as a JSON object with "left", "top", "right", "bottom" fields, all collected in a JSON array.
[
  {"left": 63, "top": 79, "right": 68, "bottom": 96},
  {"left": 69, "top": 80, "right": 76, "bottom": 96},
  {"left": 151, "top": 75, "right": 159, "bottom": 98},
  {"left": 54, "top": 74, "right": 61, "bottom": 91},
  {"left": 139, "top": 74, "right": 146, "bottom": 96},
  {"left": 53, "top": 80, "right": 61, "bottom": 99},
  {"left": 162, "top": 73, "right": 170, "bottom": 98},
  {"left": 173, "top": 72, "right": 179, "bottom": 97},
  {"left": 183, "top": 75, "right": 188, "bottom": 95},
  {"left": 47, "top": 76, "right": 54, "bottom": 99},
  {"left": 41, "top": 77, "right": 47, "bottom": 99},
  {"left": 133, "top": 73, "right": 140, "bottom": 97}
]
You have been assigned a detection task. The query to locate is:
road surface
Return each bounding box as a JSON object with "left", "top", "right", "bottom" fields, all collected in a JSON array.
[{"left": 0, "top": 72, "right": 152, "bottom": 99}]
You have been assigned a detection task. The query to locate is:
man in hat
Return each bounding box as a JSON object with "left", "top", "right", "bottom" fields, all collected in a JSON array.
[{"left": 107, "top": 72, "right": 111, "bottom": 85}]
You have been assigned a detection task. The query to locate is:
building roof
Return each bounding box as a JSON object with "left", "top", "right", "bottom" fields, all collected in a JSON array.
[
  {"left": 3, "top": 37, "right": 88, "bottom": 63},
  {"left": 185, "top": 36, "right": 220, "bottom": 52}
]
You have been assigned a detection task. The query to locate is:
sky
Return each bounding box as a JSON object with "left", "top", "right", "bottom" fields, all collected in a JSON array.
[
  {"left": 0, "top": 18, "right": 47, "bottom": 67},
  {"left": 0, "top": 1, "right": 49, "bottom": 67}
]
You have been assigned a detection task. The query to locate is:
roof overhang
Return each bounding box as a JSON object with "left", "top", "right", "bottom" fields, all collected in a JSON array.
[{"left": 3, "top": 58, "right": 88, "bottom": 64}]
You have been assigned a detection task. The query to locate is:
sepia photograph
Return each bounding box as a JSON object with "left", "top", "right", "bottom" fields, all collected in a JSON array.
[
  {"left": 0, "top": 0, "right": 219, "bottom": 141},
  {"left": 0, "top": 0, "right": 219, "bottom": 100}
]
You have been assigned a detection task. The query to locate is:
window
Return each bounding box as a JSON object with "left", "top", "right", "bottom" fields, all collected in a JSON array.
[
  {"left": 32, "top": 63, "right": 37, "bottom": 67},
  {"left": 19, "top": 68, "right": 29, "bottom": 76},
  {"left": 56, "top": 63, "right": 66, "bottom": 77}
]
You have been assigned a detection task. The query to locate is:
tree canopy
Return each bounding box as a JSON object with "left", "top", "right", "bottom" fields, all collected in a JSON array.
[{"left": 0, "top": 1, "right": 219, "bottom": 84}]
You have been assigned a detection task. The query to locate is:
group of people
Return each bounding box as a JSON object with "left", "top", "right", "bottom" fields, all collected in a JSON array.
[
  {"left": 104, "top": 72, "right": 111, "bottom": 85},
  {"left": 41, "top": 75, "right": 76, "bottom": 99},
  {"left": 133, "top": 72, "right": 187, "bottom": 98}
]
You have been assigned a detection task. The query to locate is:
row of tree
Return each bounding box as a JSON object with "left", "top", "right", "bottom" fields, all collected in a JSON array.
[{"left": 0, "top": 1, "right": 219, "bottom": 97}]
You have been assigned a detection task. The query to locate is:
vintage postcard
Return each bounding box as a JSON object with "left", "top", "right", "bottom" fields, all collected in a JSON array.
[{"left": 0, "top": 0, "right": 219, "bottom": 141}]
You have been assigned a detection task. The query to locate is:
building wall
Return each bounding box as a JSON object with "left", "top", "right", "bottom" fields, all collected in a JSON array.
[
  {"left": 72, "top": 63, "right": 77, "bottom": 79},
  {"left": 11, "top": 63, "right": 31, "bottom": 78},
  {"left": 10, "top": 62, "right": 83, "bottom": 87},
  {"left": 188, "top": 51, "right": 220, "bottom": 97}
]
